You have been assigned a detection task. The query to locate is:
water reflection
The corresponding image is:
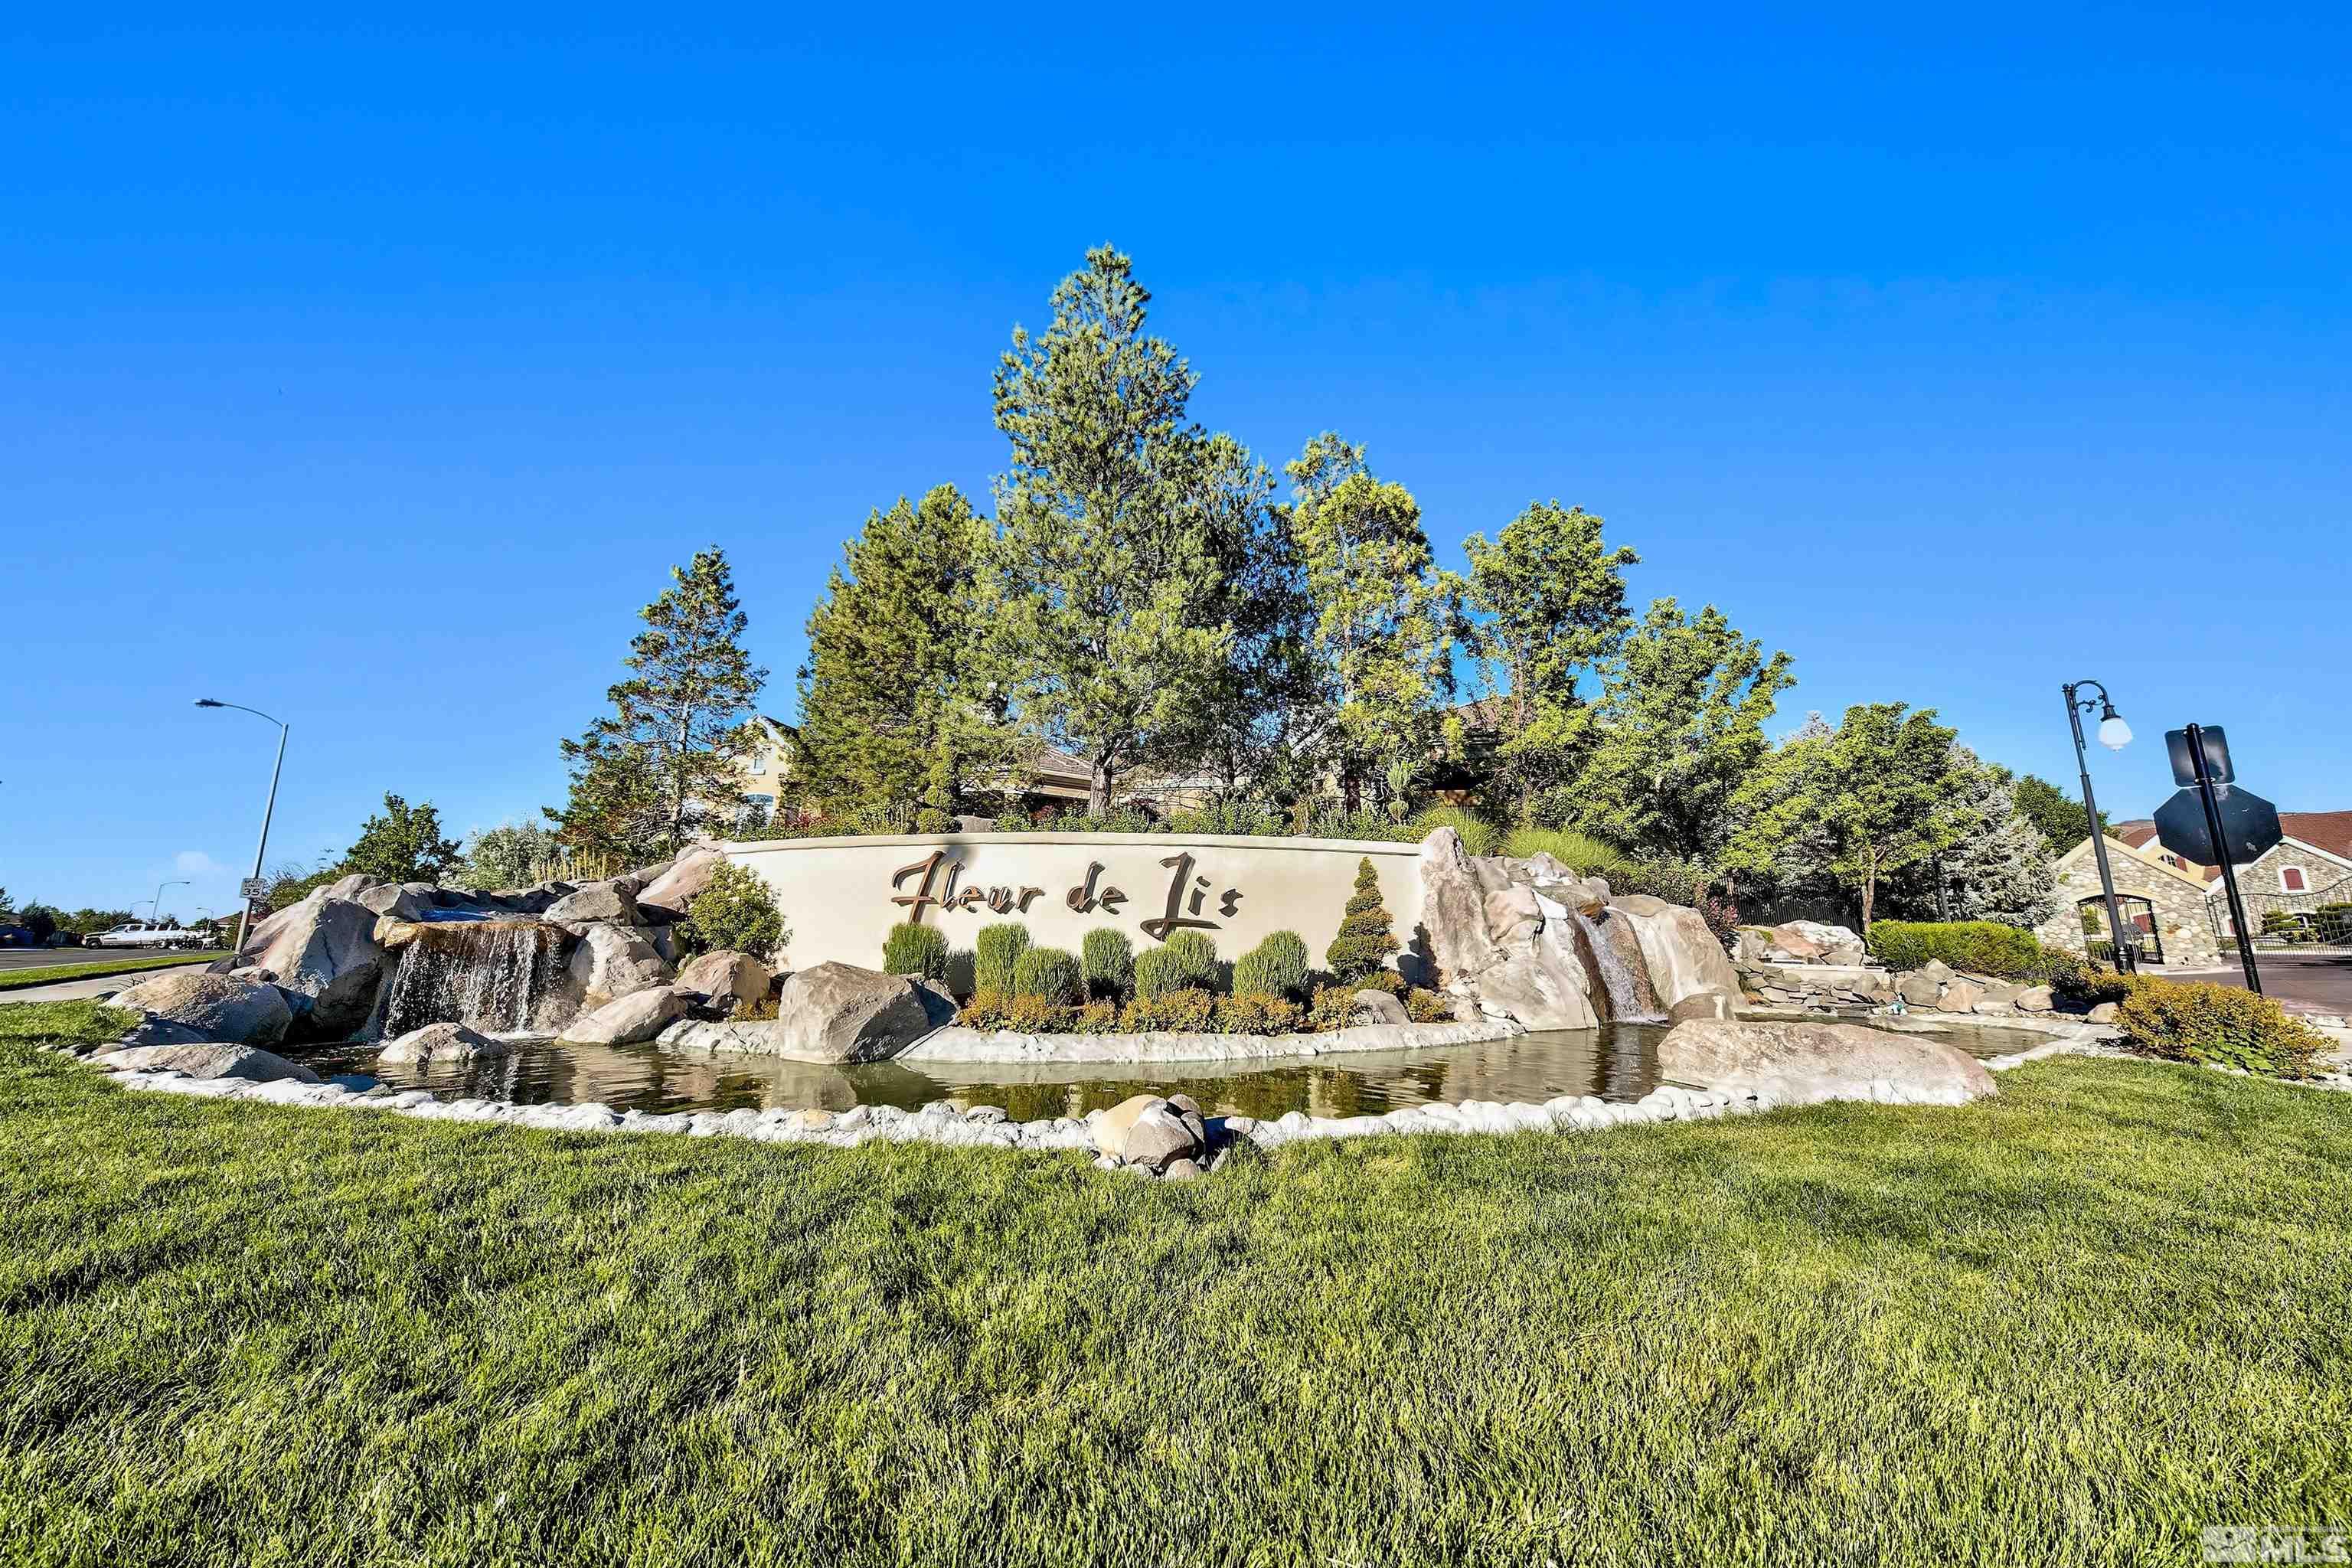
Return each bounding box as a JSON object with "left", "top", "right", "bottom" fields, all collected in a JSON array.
[{"left": 307, "top": 1018, "right": 2053, "bottom": 1122}]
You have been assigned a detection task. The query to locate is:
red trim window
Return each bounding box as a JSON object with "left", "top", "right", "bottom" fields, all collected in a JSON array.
[{"left": 2282, "top": 865, "right": 2308, "bottom": 893}]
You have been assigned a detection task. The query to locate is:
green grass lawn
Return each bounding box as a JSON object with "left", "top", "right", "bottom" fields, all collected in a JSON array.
[
  {"left": 2, "top": 1000, "right": 2349, "bottom": 1566},
  {"left": 0, "top": 950, "right": 227, "bottom": 992}
]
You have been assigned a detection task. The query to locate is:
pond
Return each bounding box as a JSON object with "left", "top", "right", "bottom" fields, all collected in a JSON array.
[{"left": 305, "top": 1018, "right": 2055, "bottom": 1124}]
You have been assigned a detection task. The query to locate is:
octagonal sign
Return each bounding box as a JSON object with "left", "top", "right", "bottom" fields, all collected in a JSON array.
[{"left": 2152, "top": 786, "right": 2282, "bottom": 867}]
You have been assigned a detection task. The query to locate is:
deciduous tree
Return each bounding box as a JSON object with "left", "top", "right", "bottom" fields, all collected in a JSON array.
[
  {"left": 2011, "top": 773, "right": 2105, "bottom": 855},
  {"left": 1282, "top": 433, "right": 1465, "bottom": 814},
  {"left": 1726, "top": 702, "right": 1962, "bottom": 932},
  {"left": 1557, "top": 599, "right": 1794, "bottom": 862},
  {"left": 344, "top": 793, "right": 463, "bottom": 884},
  {"left": 1464, "top": 500, "right": 1640, "bottom": 820}
]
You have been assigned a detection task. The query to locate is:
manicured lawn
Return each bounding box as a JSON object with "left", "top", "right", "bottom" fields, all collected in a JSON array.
[
  {"left": 0, "top": 950, "right": 227, "bottom": 992},
  {"left": 2, "top": 1001, "right": 2349, "bottom": 1566}
]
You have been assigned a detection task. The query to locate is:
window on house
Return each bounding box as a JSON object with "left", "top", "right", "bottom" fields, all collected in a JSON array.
[
  {"left": 2282, "top": 866, "right": 2308, "bottom": 893},
  {"left": 750, "top": 754, "right": 766, "bottom": 775}
]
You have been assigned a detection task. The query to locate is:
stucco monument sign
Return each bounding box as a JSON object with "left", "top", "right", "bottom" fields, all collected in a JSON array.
[{"left": 728, "top": 831, "right": 1426, "bottom": 971}]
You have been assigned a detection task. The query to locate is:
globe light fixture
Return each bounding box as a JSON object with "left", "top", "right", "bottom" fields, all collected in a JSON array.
[{"left": 2096, "top": 706, "right": 2132, "bottom": 752}]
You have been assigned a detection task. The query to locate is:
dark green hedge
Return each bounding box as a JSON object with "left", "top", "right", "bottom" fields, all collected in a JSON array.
[{"left": 1865, "top": 920, "right": 2047, "bottom": 979}]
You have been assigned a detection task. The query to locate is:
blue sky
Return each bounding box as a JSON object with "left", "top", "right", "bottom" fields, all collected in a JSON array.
[{"left": 4, "top": 5, "right": 2346, "bottom": 919}]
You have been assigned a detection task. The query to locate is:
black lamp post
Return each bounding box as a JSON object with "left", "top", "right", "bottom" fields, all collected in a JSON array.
[
  {"left": 2062, "top": 680, "right": 2136, "bottom": 972},
  {"left": 196, "top": 699, "right": 289, "bottom": 957}
]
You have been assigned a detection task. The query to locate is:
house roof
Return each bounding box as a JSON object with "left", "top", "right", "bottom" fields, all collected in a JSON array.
[
  {"left": 2116, "top": 809, "right": 2352, "bottom": 884},
  {"left": 2053, "top": 831, "right": 2213, "bottom": 893}
]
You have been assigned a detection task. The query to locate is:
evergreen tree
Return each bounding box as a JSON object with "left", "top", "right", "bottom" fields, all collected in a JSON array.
[
  {"left": 344, "top": 793, "right": 463, "bottom": 884},
  {"left": 1559, "top": 598, "right": 1794, "bottom": 862},
  {"left": 1918, "top": 750, "right": 2061, "bottom": 926},
  {"left": 1463, "top": 500, "right": 1641, "bottom": 821},
  {"left": 795, "top": 485, "right": 1006, "bottom": 822},
  {"left": 1283, "top": 433, "right": 1465, "bottom": 814},
  {"left": 1724, "top": 703, "right": 1962, "bottom": 932},
  {"left": 984, "top": 245, "right": 1255, "bottom": 813},
  {"left": 549, "top": 547, "right": 767, "bottom": 859},
  {"left": 455, "top": 821, "right": 558, "bottom": 891},
  {"left": 1325, "top": 857, "right": 1400, "bottom": 982}
]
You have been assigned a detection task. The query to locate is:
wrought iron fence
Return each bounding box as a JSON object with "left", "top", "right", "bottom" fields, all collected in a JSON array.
[{"left": 2207, "top": 871, "right": 2352, "bottom": 952}]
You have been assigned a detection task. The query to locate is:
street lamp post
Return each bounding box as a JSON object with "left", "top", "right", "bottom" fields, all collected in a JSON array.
[
  {"left": 2062, "top": 680, "right": 2137, "bottom": 973},
  {"left": 148, "top": 879, "right": 189, "bottom": 924},
  {"left": 196, "top": 699, "right": 289, "bottom": 957}
]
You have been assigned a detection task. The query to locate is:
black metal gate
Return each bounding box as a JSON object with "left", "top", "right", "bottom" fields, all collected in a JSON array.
[
  {"left": 2082, "top": 895, "right": 2165, "bottom": 966},
  {"left": 2210, "top": 871, "right": 2352, "bottom": 952}
]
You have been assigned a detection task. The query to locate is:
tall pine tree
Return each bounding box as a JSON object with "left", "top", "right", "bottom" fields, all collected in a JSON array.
[
  {"left": 795, "top": 485, "right": 1005, "bottom": 822},
  {"left": 984, "top": 245, "right": 1254, "bottom": 813},
  {"left": 549, "top": 547, "right": 767, "bottom": 861}
]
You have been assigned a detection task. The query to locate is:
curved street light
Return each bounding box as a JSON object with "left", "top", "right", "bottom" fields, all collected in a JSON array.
[
  {"left": 195, "top": 699, "right": 289, "bottom": 956},
  {"left": 147, "top": 878, "right": 189, "bottom": 924},
  {"left": 2062, "top": 679, "right": 2136, "bottom": 972}
]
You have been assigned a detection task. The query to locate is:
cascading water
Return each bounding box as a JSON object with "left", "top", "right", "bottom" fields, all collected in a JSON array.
[
  {"left": 374, "top": 921, "right": 567, "bottom": 1038},
  {"left": 1570, "top": 909, "right": 1666, "bottom": 1024}
]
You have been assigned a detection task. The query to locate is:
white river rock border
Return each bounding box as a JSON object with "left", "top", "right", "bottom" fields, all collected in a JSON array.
[{"left": 43, "top": 1019, "right": 2350, "bottom": 1172}]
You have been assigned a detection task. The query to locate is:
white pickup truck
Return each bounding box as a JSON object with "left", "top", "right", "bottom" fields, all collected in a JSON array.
[{"left": 82, "top": 923, "right": 210, "bottom": 950}]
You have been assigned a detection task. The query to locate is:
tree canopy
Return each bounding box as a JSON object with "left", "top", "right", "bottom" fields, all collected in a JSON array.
[{"left": 344, "top": 794, "right": 464, "bottom": 884}]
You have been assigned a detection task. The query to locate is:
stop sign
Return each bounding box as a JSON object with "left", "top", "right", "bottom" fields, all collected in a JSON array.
[{"left": 2152, "top": 786, "right": 2282, "bottom": 867}]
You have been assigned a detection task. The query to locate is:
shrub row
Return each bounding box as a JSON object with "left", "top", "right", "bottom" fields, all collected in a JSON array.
[
  {"left": 1865, "top": 920, "right": 2047, "bottom": 980},
  {"left": 957, "top": 982, "right": 1455, "bottom": 1037}
]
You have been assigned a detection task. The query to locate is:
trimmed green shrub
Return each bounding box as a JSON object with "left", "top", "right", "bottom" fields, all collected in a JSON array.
[
  {"left": 679, "top": 863, "right": 787, "bottom": 960},
  {"left": 1500, "top": 828, "right": 1628, "bottom": 877},
  {"left": 1011, "top": 946, "right": 1086, "bottom": 1007},
  {"left": 1325, "top": 858, "right": 1400, "bottom": 982},
  {"left": 2113, "top": 976, "right": 2328, "bottom": 1079},
  {"left": 1132, "top": 947, "right": 1184, "bottom": 1002},
  {"left": 1410, "top": 806, "right": 1500, "bottom": 858},
  {"left": 1214, "top": 993, "right": 1301, "bottom": 1035},
  {"left": 1866, "top": 920, "right": 2045, "bottom": 980},
  {"left": 1163, "top": 930, "right": 1220, "bottom": 991},
  {"left": 973, "top": 923, "right": 1032, "bottom": 996},
  {"left": 1080, "top": 928, "right": 1135, "bottom": 1001},
  {"left": 1122, "top": 987, "right": 1215, "bottom": 1033},
  {"left": 1231, "top": 931, "right": 1309, "bottom": 1001},
  {"left": 944, "top": 949, "right": 976, "bottom": 1001},
  {"left": 2045, "top": 952, "right": 2130, "bottom": 1004},
  {"left": 881, "top": 922, "right": 949, "bottom": 981},
  {"left": 1305, "top": 985, "right": 1357, "bottom": 1033}
]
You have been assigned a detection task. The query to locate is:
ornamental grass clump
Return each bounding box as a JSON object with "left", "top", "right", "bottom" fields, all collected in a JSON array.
[
  {"left": 1232, "top": 931, "right": 1310, "bottom": 1002},
  {"left": 2112, "top": 976, "right": 2330, "bottom": 1079},
  {"left": 1131, "top": 948, "right": 1184, "bottom": 1003},
  {"left": 1010, "top": 947, "right": 1086, "bottom": 1008},
  {"left": 1163, "top": 931, "right": 1221, "bottom": 991},
  {"left": 1500, "top": 828, "right": 1629, "bottom": 877},
  {"left": 1409, "top": 806, "right": 1500, "bottom": 858},
  {"left": 973, "top": 923, "right": 1032, "bottom": 996},
  {"left": 1325, "top": 858, "right": 1400, "bottom": 984},
  {"left": 1080, "top": 928, "right": 1134, "bottom": 1001},
  {"left": 881, "top": 922, "right": 949, "bottom": 982}
]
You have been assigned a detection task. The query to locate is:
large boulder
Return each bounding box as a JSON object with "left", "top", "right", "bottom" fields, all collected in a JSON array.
[
  {"left": 565, "top": 924, "right": 671, "bottom": 1011},
  {"left": 673, "top": 949, "right": 773, "bottom": 1015},
  {"left": 635, "top": 850, "right": 727, "bottom": 923},
  {"left": 107, "top": 971, "right": 293, "bottom": 1047},
  {"left": 243, "top": 892, "right": 388, "bottom": 1040},
  {"left": 1350, "top": 988, "right": 1411, "bottom": 1026},
  {"left": 1657, "top": 1019, "right": 1997, "bottom": 1107},
  {"left": 1612, "top": 898, "right": 1741, "bottom": 1015},
  {"left": 562, "top": 986, "right": 687, "bottom": 1046},
  {"left": 1093, "top": 1093, "right": 1207, "bottom": 1172},
  {"left": 769, "top": 962, "right": 952, "bottom": 1063},
  {"left": 1416, "top": 829, "right": 1600, "bottom": 1030},
  {"left": 354, "top": 882, "right": 435, "bottom": 922},
  {"left": 378, "top": 1021, "right": 506, "bottom": 1065},
  {"left": 1765, "top": 920, "right": 1867, "bottom": 967},
  {"left": 544, "top": 880, "right": 642, "bottom": 929},
  {"left": 96, "top": 1042, "right": 320, "bottom": 1084}
]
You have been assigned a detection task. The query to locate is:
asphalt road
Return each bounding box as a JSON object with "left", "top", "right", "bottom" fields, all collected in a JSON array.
[
  {"left": 0, "top": 947, "right": 211, "bottom": 972},
  {"left": 2169, "top": 952, "right": 2352, "bottom": 1017}
]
